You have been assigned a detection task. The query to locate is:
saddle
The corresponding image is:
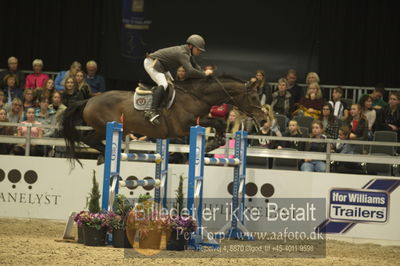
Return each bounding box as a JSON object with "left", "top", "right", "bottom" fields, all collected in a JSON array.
[{"left": 133, "top": 82, "right": 176, "bottom": 111}]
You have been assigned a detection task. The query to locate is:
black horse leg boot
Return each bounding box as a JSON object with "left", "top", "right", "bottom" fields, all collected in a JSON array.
[{"left": 145, "top": 85, "right": 164, "bottom": 125}]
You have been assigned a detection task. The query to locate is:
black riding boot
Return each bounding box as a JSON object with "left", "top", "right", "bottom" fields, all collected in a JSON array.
[{"left": 145, "top": 85, "right": 164, "bottom": 125}]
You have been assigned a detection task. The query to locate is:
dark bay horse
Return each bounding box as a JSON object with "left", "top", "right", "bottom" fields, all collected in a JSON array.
[{"left": 62, "top": 76, "right": 265, "bottom": 165}]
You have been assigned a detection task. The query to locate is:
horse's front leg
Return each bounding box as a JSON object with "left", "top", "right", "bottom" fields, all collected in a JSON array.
[{"left": 198, "top": 117, "right": 227, "bottom": 152}]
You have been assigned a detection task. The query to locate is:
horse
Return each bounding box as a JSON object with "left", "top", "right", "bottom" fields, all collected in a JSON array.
[{"left": 62, "top": 75, "right": 266, "bottom": 166}]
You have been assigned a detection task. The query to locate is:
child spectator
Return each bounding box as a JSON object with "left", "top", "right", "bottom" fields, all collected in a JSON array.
[
  {"left": 294, "top": 82, "right": 324, "bottom": 119},
  {"left": 25, "top": 59, "right": 49, "bottom": 90},
  {"left": 321, "top": 103, "right": 340, "bottom": 139},
  {"left": 35, "top": 97, "right": 56, "bottom": 137},
  {"left": 347, "top": 104, "right": 368, "bottom": 140},
  {"left": 175, "top": 66, "right": 187, "bottom": 81},
  {"left": 249, "top": 70, "right": 272, "bottom": 105},
  {"left": 22, "top": 88, "right": 37, "bottom": 112},
  {"left": 55, "top": 61, "right": 81, "bottom": 92},
  {"left": 277, "top": 120, "right": 304, "bottom": 151},
  {"left": 271, "top": 78, "right": 293, "bottom": 118},
  {"left": 13, "top": 107, "right": 43, "bottom": 156},
  {"left": 214, "top": 108, "right": 242, "bottom": 159},
  {"left": 300, "top": 120, "right": 326, "bottom": 172},
  {"left": 49, "top": 91, "right": 67, "bottom": 124},
  {"left": 62, "top": 77, "right": 84, "bottom": 107},
  {"left": 75, "top": 70, "right": 92, "bottom": 99},
  {"left": 328, "top": 87, "right": 349, "bottom": 120},
  {"left": 251, "top": 117, "right": 277, "bottom": 149},
  {"left": 359, "top": 94, "right": 376, "bottom": 140}
]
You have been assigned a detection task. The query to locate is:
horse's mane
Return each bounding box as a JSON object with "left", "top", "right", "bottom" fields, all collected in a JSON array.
[
  {"left": 217, "top": 74, "right": 246, "bottom": 83},
  {"left": 173, "top": 74, "right": 246, "bottom": 87}
]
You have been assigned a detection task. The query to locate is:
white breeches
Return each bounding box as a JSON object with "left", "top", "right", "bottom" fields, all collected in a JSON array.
[{"left": 144, "top": 58, "right": 173, "bottom": 90}]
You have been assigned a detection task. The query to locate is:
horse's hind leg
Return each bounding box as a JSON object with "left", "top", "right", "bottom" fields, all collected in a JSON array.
[{"left": 82, "top": 131, "right": 106, "bottom": 165}]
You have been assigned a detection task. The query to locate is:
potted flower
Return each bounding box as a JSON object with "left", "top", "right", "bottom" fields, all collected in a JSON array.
[
  {"left": 74, "top": 210, "right": 89, "bottom": 243},
  {"left": 127, "top": 194, "right": 169, "bottom": 249},
  {"left": 109, "top": 194, "right": 133, "bottom": 248},
  {"left": 167, "top": 215, "right": 197, "bottom": 250},
  {"left": 81, "top": 170, "right": 108, "bottom": 246}
]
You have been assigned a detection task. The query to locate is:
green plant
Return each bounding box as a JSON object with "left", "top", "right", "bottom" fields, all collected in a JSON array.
[
  {"left": 175, "top": 174, "right": 185, "bottom": 214},
  {"left": 88, "top": 170, "right": 101, "bottom": 213}
]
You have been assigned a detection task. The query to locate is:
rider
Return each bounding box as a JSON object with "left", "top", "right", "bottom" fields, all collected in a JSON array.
[{"left": 143, "top": 34, "right": 212, "bottom": 125}]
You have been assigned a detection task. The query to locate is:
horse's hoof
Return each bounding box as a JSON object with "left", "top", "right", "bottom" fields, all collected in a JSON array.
[{"left": 97, "top": 155, "right": 105, "bottom": 165}]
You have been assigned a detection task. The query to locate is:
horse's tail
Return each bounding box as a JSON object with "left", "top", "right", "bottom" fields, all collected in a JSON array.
[{"left": 61, "top": 99, "right": 89, "bottom": 167}]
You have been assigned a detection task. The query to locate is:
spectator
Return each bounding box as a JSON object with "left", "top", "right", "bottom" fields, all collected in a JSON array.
[
  {"left": 49, "top": 91, "right": 67, "bottom": 124},
  {"left": 347, "top": 104, "right": 368, "bottom": 140},
  {"left": 0, "top": 56, "right": 25, "bottom": 90},
  {"left": 0, "top": 108, "right": 14, "bottom": 154},
  {"left": 247, "top": 104, "right": 281, "bottom": 135},
  {"left": 359, "top": 94, "right": 376, "bottom": 139},
  {"left": 321, "top": 103, "right": 340, "bottom": 139},
  {"left": 328, "top": 87, "right": 349, "bottom": 120},
  {"left": 35, "top": 97, "right": 56, "bottom": 137},
  {"left": 35, "top": 78, "right": 55, "bottom": 103},
  {"left": 251, "top": 117, "right": 277, "bottom": 148},
  {"left": 2, "top": 74, "right": 23, "bottom": 106},
  {"left": 175, "top": 66, "right": 187, "bottom": 81},
  {"left": 0, "top": 91, "right": 8, "bottom": 110},
  {"left": 277, "top": 120, "right": 305, "bottom": 151},
  {"left": 294, "top": 82, "right": 324, "bottom": 119},
  {"left": 86, "top": 60, "right": 105, "bottom": 96},
  {"left": 300, "top": 120, "right": 326, "bottom": 172},
  {"left": 7, "top": 98, "right": 24, "bottom": 125},
  {"left": 271, "top": 77, "right": 293, "bottom": 118},
  {"left": 249, "top": 70, "right": 272, "bottom": 105},
  {"left": 214, "top": 108, "right": 242, "bottom": 159},
  {"left": 365, "top": 84, "right": 388, "bottom": 110},
  {"left": 305, "top": 72, "right": 320, "bottom": 85},
  {"left": 25, "top": 59, "right": 49, "bottom": 90},
  {"left": 75, "top": 70, "right": 91, "bottom": 99},
  {"left": 54, "top": 61, "right": 82, "bottom": 92},
  {"left": 286, "top": 69, "right": 303, "bottom": 106},
  {"left": 62, "top": 76, "right": 83, "bottom": 107},
  {"left": 379, "top": 92, "right": 400, "bottom": 141},
  {"left": 13, "top": 107, "right": 43, "bottom": 156},
  {"left": 22, "top": 88, "right": 37, "bottom": 112}
]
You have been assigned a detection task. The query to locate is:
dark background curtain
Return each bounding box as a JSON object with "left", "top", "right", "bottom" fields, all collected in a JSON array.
[{"left": 1, "top": 0, "right": 398, "bottom": 90}]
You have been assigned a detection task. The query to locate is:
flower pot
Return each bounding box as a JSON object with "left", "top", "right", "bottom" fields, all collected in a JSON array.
[
  {"left": 112, "top": 228, "right": 132, "bottom": 248},
  {"left": 83, "top": 225, "right": 107, "bottom": 246},
  {"left": 139, "top": 229, "right": 162, "bottom": 249},
  {"left": 77, "top": 225, "right": 84, "bottom": 244},
  {"left": 166, "top": 230, "right": 188, "bottom": 251}
]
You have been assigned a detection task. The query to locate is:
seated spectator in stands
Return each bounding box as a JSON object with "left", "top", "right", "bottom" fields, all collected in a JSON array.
[
  {"left": 328, "top": 87, "right": 349, "bottom": 120},
  {"left": 0, "top": 91, "right": 8, "bottom": 110},
  {"left": 361, "top": 84, "right": 387, "bottom": 110},
  {"left": 175, "top": 66, "right": 187, "bottom": 81},
  {"left": 85, "top": 60, "right": 105, "bottom": 96},
  {"left": 13, "top": 107, "right": 43, "bottom": 156},
  {"left": 75, "top": 70, "right": 91, "bottom": 99},
  {"left": 379, "top": 92, "right": 400, "bottom": 141},
  {"left": 271, "top": 78, "right": 293, "bottom": 118},
  {"left": 214, "top": 108, "right": 242, "bottom": 159},
  {"left": 251, "top": 117, "right": 278, "bottom": 148},
  {"left": 62, "top": 77, "right": 84, "bottom": 107},
  {"left": 22, "top": 88, "right": 37, "bottom": 112},
  {"left": 331, "top": 126, "right": 362, "bottom": 174},
  {"left": 321, "top": 103, "right": 340, "bottom": 139},
  {"left": 35, "top": 97, "right": 56, "bottom": 137},
  {"left": 294, "top": 82, "right": 324, "bottom": 119},
  {"left": 286, "top": 69, "right": 303, "bottom": 106},
  {"left": 305, "top": 72, "right": 320, "bottom": 85},
  {"left": 0, "top": 57, "right": 25, "bottom": 90},
  {"left": 7, "top": 98, "right": 24, "bottom": 126},
  {"left": 359, "top": 94, "right": 376, "bottom": 140},
  {"left": 35, "top": 78, "right": 55, "bottom": 103},
  {"left": 0, "top": 108, "right": 15, "bottom": 154},
  {"left": 249, "top": 70, "right": 272, "bottom": 105},
  {"left": 54, "top": 61, "right": 81, "bottom": 92},
  {"left": 49, "top": 91, "right": 66, "bottom": 137},
  {"left": 2, "top": 74, "right": 23, "bottom": 106},
  {"left": 277, "top": 120, "right": 304, "bottom": 151},
  {"left": 25, "top": 59, "right": 49, "bottom": 90},
  {"left": 346, "top": 104, "right": 368, "bottom": 140},
  {"left": 300, "top": 120, "right": 326, "bottom": 172}
]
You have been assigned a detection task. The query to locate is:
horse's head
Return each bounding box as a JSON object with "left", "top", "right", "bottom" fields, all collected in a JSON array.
[{"left": 217, "top": 76, "right": 266, "bottom": 125}]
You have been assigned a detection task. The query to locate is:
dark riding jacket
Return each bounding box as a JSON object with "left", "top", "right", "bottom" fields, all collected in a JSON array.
[{"left": 149, "top": 45, "right": 206, "bottom": 79}]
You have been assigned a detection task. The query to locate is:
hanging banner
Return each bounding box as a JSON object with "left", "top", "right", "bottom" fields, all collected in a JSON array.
[{"left": 121, "top": 0, "right": 152, "bottom": 59}]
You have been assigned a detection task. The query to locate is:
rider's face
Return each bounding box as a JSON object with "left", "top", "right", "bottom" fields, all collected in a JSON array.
[{"left": 192, "top": 47, "right": 202, "bottom": 56}]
